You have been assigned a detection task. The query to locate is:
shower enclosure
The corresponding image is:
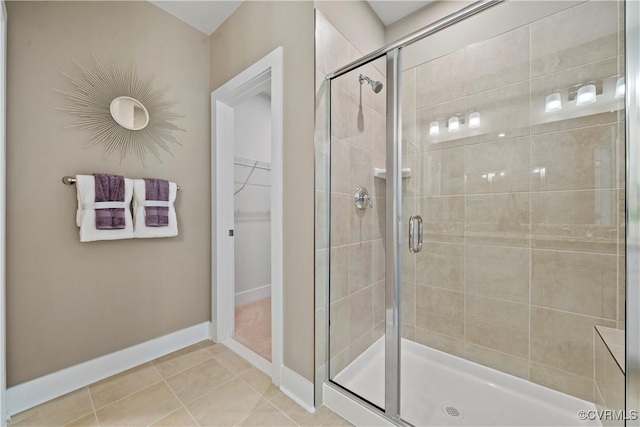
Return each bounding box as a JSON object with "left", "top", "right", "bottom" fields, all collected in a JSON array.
[{"left": 316, "top": 0, "right": 638, "bottom": 425}]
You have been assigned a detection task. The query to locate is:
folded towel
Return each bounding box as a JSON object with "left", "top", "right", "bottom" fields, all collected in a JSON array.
[
  {"left": 75, "top": 175, "right": 134, "bottom": 242},
  {"left": 133, "top": 179, "right": 178, "bottom": 238},
  {"left": 143, "top": 178, "right": 169, "bottom": 227},
  {"left": 94, "top": 174, "right": 126, "bottom": 230}
]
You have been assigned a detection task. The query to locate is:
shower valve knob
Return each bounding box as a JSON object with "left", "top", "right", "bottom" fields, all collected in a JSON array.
[{"left": 354, "top": 187, "right": 373, "bottom": 210}]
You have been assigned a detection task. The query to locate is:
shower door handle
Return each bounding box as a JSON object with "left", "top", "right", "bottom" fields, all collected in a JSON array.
[{"left": 409, "top": 215, "right": 423, "bottom": 254}]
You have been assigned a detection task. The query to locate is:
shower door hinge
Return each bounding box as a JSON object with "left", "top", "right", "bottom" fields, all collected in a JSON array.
[{"left": 229, "top": 229, "right": 234, "bottom": 236}]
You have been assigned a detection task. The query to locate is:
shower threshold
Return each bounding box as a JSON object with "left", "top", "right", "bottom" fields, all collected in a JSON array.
[{"left": 333, "top": 338, "right": 600, "bottom": 426}]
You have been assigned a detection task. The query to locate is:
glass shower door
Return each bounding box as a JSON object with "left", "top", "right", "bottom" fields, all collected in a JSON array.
[
  {"left": 398, "top": 1, "right": 626, "bottom": 425},
  {"left": 326, "top": 55, "right": 389, "bottom": 411}
]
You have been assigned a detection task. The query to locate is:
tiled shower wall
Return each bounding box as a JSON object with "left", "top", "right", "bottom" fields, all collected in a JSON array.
[
  {"left": 399, "top": 0, "right": 625, "bottom": 403},
  {"left": 314, "top": 11, "right": 387, "bottom": 383}
]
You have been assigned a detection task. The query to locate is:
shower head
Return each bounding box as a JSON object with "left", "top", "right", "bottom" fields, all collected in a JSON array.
[{"left": 359, "top": 74, "right": 384, "bottom": 94}]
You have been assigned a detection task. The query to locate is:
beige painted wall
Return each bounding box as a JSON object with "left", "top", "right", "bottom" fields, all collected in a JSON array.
[
  {"left": 6, "top": 1, "right": 211, "bottom": 386},
  {"left": 209, "top": 1, "right": 316, "bottom": 381}
]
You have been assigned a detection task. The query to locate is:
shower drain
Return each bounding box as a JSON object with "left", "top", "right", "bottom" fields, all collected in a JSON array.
[{"left": 441, "top": 405, "right": 464, "bottom": 420}]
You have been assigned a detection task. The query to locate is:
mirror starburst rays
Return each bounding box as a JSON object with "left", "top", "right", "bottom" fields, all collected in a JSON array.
[{"left": 54, "top": 55, "right": 184, "bottom": 164}]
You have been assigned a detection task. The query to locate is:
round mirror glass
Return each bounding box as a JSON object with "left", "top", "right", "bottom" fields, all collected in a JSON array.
[{"left": 109, "top": 96, "right": 150, "bottom": 131}]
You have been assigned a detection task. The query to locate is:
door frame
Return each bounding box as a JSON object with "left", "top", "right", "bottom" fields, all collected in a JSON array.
[
  {"left": 211, "top": 47, "right": 284, "bottom": 385},
  {"left": 1, "top": 0, "right": 7, "bottom": 422}
]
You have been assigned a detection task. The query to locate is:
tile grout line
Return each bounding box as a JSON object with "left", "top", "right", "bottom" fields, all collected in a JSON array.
[
  {"left": 91, "top": 380, "right": 166, "bottom": 422},
  {"left": 86, "top": 385, "right": 100, "bottom": 427},
  {"left": 154, "top": 344, "right": 222, "bottom": 380},
  {"left": 149, "top": 362, "right": 201, "bottom": 427},
  {"left": 178, "top": 374, "right": 239, "bottom": 408},
  {"left": 90, "top": 347, "right": 221, "bottom": 426},
  {"left": 211, "top": 351, "right": 255, "bottom": 377},
  {"left": 91, "top": 378, "right": 165, "bottom": 414}
]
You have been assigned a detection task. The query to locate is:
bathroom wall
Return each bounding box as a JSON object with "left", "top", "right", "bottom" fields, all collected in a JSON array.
[
  {"left": 315, "top": 10, "right": 387, "bottom": 380},
  {"left": 400, "top": 0, "right": 625, "bottom": 402},
  {"left": 6, "top": 1, "right": 211, "bottom": 386},
  {"left": 314, "top": 0, "right": 385, "bottom": 56},
  {"left": 209, "top": 0, "right": 316, "bottom": 381},
  {"left": 233, "top": 94, "right": 272, "bottom": 306}
]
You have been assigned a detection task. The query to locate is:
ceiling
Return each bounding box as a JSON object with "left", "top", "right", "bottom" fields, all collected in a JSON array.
[
  {"left": 149, "top": 0, "right": 433, "bottom": 37},
  {"left": 367, "top": 1, "right": 434, "bottom": 26},
  {"left": 149, "top": 1, "right": 243, "bottom": 35}
]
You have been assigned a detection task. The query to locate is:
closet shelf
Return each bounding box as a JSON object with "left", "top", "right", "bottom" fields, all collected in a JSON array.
[{"left": 374, "top": 167, "right": 412, "bottom": 179}]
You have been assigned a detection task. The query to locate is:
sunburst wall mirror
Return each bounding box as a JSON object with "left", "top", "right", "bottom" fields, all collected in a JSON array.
[{"left": 55, "top": 55, "right": 184, "bottom": 164}]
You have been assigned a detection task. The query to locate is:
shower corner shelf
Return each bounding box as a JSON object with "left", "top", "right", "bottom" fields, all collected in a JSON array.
[{"left": 374, "top": 167, "right": 411, "bottom": 179}]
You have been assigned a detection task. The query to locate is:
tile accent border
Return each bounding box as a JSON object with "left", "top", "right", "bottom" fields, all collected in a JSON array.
[{"left": 6, "top": 321, "right": 210, "bottom": 417}]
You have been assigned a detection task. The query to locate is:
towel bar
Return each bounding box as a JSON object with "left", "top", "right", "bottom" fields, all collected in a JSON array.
[{"left": 62, "top": 176, "right": 181, "bottom": 191}]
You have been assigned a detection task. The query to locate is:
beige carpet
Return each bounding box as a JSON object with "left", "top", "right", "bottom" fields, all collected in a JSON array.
[{"left": 234, "top": 297, "right": 272, "bottom": 361}]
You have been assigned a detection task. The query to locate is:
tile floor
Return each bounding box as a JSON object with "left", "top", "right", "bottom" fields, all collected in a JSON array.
[
  {"left": 234, "top": 297, "right": 272, "bottom": 361},
  {"left": 8, "top": 341, "right": 350, "bottom": 427}
]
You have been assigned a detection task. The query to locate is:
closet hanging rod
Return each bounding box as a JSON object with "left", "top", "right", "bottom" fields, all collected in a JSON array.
[
  {"left": 234, "top": 157, "right": 271, "bottom": 171},
  {"left": 234, "top": 182, "right": 271, "bottom": 188},
  {"left": 62, "top": 176, "right": 181, "bottom": 191}
]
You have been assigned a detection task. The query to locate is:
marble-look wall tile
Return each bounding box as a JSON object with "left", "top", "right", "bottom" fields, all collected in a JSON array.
[
  {"left": 329, "top": 298, "right": 348, "bottom": 356},
  {"left": 465, "top": 137, "right": 530, "bottom": 194},
  {"left": 531, "top": 250, "right": 616, "bottom": 319},
  {"left": 416, "top": 50, "right": 466, "bottom": 108},
  {"left": 348, "top": 242, "right": 372, "bottom": 294},
  {"left": 466, "top": 82, "right": 530, "bottom": 145},
  {"left": 417, "top": 98, "right": 466, "bottom": 151},
  {"left": 531, "top": 58, "right": 618, "bottom": 135},
  {"left": 416, "top": 285, "right": 464, "bottom": 339},
  {"left": 531, "top": 189, "right": 617, "bottom": 254},
  {"left": 465, "top": 295, "right": 529, "bottom": 358},
  {"left": 466, "top": 245, "right": 530, "bottom": 304},
  {"left": 419, "top": 196, "right": 465, "bottom": 243},
  {"left": 464, "top": 342, "right": 530, "bottom": 380},
  {"left": 531, "top": 125, "right": 617, "bottom": 191},
  {"left": 530, "top": 0, "right": 618, "bottom": 77},
  {"left": 349, "top": 287, "right": 373, "bottom": 337},
  {"left": 530, "top": 307, "right": 603, "bottom": 378},
  {"left": 415, "top": 242, "right": 464, "bottom": 292},
  {"left": 403, "top": 68, "right": 416, "bottom": 113},
  {"left": 530, "top": 363, "right": 595, "bottom": 403},
  {"left": 414, "top": 327, "right": 465, "bottom": 358},
  {"left": 420, "top": 146, "right": 465, "bottom": 196},
  {"left": 465, "top": 193, "right": 530, "bottom": 247},
  {"left": 465, "top": 25, "right": 530, "bottom": 95}
]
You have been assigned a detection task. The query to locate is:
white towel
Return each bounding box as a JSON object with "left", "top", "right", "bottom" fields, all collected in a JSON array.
[
  {"left": 75, "top": 175, "right": 134, "bottom": 242},
  {"left": 132, "top": 179, "right": 178, "bottom": 238}
]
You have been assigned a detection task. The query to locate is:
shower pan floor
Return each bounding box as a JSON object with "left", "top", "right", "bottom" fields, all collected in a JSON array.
[{"left": 333, "top": 338, "right": 600, "bottom": 426}]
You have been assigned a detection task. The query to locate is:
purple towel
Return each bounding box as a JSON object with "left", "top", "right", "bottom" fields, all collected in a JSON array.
[
  {"left": 94, "top": 174, "right": 126, "bottom": 230},
  {"left": 144, "top": 178, "right": 170, "bottom": 227}
]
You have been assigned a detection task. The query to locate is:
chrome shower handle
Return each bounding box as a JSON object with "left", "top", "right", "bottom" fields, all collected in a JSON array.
[
  {"left": 409, "top": 216, "right": 415, "bottom": 253},
  {"left": 409, "top": 215, "right": 423, "bottom": 254},
  {"left": 354, "top": 187, "right": 373, "bottom": 210}
]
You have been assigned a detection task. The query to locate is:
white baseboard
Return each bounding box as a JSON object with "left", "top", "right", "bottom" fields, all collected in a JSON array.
[
  {"left": 323, "top": 383, "right": 393, "bottom": 426},
  {"left": 280, "top": 365, "right": 315, "bottom": 414},
  {"left": 234, "top": 284, "right": 271, "bottom": 306},
  {"left": 7, "top": 321, "right": 210, "bottom": 417},
  {"left": 221, "top": 338, "right": 271, "bottom": 377}
]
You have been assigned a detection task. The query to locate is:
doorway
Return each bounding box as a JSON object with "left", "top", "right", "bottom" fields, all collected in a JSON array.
[
  {"left": 212, "top": 47, "right": 283, "bottom": 385},
  {"left": 232, "top": 93, "right": 272, "bottom": 363}
]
